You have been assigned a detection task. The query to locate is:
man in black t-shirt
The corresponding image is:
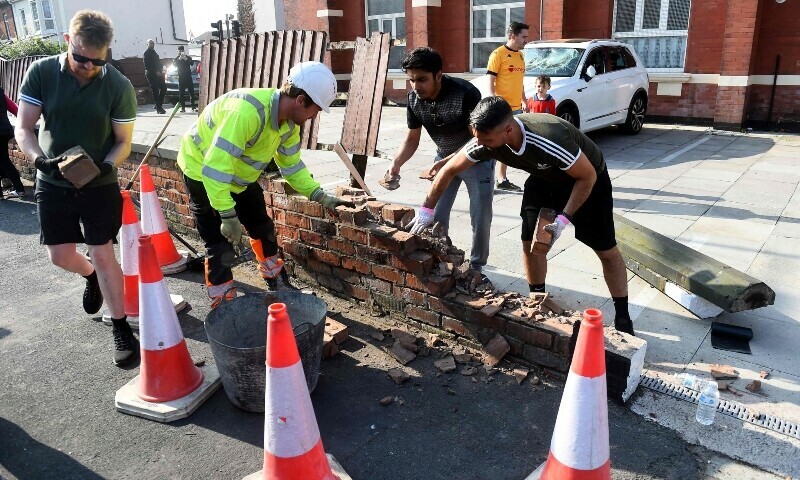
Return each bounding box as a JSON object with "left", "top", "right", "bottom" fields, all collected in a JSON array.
[
  {"left": 386, "top": 47, "right": 495, "bottom": 273},
  {"left": 409, "top": 97, "right": 635, "bottom": 335},
  {"left": 143, "top": 39, "right": 166, "bottom": 114},
  {"left": 173, "top": 46, "right": 195, "bottom": 112}
]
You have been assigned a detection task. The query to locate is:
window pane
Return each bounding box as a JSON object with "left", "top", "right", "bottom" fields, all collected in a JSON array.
[
  {"left": 42, "top": 0, "right": 52, "bottom": 18},
  {"left": 642, "top": 0, "right": 661, "bottom": 29},
  {"left": 510, "top": 7, "right": 525, "bottom": 24},
  {"left": 615, "top": 0, "right": 636, "bottom": 32},
  {"left": 30, "top": 0, "right": 39, "bottom": 21},
  {"left": 367, "top": 0, "right": 403, "bottom": 15},
  {"left": 389, "top": 46, "right": 405, "bottom": 70},
  {"left": 621, "top": 36, "right": 686, "bottom": 68},
  {"left": 396, "top": 16, "right": 406, "bottom": 38},
  {"left": 473, "top": 42, "right": 502, "bottom": 69},
  {"left": 667, "top": 0, "right": 691, "bottom": 30},
  {"left": 473, "top": 10, "right": 487, "bottom": 38},
  {"left": 45, "top": 19, "right": 54, "bottom": 30},
  {"left": 368, "top": 19, "right": 379, "bottom": 35},
  {"left": 490, "top": 8, "right": 506, "bottom": 37},
  {"left": 382, "top": 19, "right": 392, "bottom": 34}
]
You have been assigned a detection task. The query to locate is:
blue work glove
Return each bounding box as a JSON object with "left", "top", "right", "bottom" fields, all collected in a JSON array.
[
  {"left": 408, "top": 207, "right": 435, "bottom": 235},
  {"left": 544, "top": 213, "right": 572, "bottom": 244}
]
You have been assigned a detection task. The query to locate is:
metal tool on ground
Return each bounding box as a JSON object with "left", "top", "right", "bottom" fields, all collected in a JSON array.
[
  {"left": 333, "top": 142, "right": 371, "bottom": 195},
  {"left": 231, "top": 240, "right": 256, "bottom": 268}
]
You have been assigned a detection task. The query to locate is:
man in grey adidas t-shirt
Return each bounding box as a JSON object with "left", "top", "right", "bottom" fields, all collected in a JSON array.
[
  {"left": 386, "top": 47, "right": 495, "bottom": 273},
  {"left": 409, "top": 97, "right": 635, "bottom": 335}
]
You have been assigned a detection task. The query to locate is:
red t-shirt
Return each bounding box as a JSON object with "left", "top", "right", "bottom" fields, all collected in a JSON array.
[{"left": 527, "top": 94, "right": 556, "bottom": 115}]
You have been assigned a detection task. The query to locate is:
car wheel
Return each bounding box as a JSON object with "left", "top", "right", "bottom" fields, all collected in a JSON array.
[
  {"left": 557, "top": 104, "right": 579, "bottom": 129},
  {"left": 621, "top": 93, "right": 647, "bottom": 134}
]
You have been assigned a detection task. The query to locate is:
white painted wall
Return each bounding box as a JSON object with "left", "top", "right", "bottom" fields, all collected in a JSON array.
[
  {"left": 252, "top": 0, "right": 284, "bottom": 32},
  {"left": 10, "top": 0, "right": 188, "bottom": 59}
]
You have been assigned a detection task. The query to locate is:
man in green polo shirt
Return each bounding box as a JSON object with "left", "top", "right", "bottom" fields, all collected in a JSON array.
[{"left": 15, "top": 9, "right": 140, "bottom": 366}]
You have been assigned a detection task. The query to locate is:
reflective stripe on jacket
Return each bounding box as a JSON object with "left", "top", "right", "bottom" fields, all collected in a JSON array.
[{"left": 177, "top": 88, "right": 321, "bottom": 212}]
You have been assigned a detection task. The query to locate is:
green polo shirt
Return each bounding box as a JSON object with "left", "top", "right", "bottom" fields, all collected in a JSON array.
[{"left": 19, "top": 53, "right": 137, "bottom": 188}]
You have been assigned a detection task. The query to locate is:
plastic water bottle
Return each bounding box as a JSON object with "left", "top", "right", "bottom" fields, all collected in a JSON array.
[
  {"left": 696, "top": 381, "right": 720, "bottom": 425},
  {"left": 675, "top": 373, "right": 715, "bottom": 391}
]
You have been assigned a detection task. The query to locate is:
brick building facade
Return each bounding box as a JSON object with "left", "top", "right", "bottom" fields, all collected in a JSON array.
[{"left": 282, "top": 0, "right": 799, "bottom": 131}]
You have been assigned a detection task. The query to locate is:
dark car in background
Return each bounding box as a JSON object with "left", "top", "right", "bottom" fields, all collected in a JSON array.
[{"left": 165, "top": 59, "right": 200, "bottom": 106}]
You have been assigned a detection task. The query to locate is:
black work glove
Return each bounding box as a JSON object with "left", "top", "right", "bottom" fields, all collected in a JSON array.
[
  {"left": 98, "top": 161, "right": 115, "bottom": 176},
  {"left": 34, "top": 155, "right": 66, "bottom": 180}
]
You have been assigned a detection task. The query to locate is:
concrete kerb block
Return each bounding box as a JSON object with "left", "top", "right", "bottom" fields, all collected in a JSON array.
[
  {"left": 114, "top": 364, "right": 221, "bottom": 423},
  {"left": 243, "top": 454, "right": 353, "bottom": 480},
  {"left": 524, "top": 461, "right": 545, "bottom": 479},
  {"left": 604, "top": 327, "right": 648, "bottom": 404},
  {"left": 102, "top": 294, "right": 188, "bottom": 329},
  {"left": 160, "top": 250, "right": 191, "bottom": 275}
]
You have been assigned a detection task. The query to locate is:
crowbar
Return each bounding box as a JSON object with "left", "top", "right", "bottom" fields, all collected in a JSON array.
[{"left": 333, "top": 142, "right": 372, "bottom": 196}]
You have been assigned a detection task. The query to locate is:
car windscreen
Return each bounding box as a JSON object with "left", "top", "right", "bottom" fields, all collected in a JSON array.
[{"left": 523, "top": 47, "right": 585, "bottom": 77}]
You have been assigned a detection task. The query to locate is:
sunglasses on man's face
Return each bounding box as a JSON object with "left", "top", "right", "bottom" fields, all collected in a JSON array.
[
  {"left": 70, "top": 42, "right": 107, "bottom": 66},
  {"left": 429, "top": 102, "right": 445, "bottom": 127}
]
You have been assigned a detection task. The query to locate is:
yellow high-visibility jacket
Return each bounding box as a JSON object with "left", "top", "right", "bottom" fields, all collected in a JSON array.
[{"left": 177, "top": 88, "right": 322, "bottom": 213}]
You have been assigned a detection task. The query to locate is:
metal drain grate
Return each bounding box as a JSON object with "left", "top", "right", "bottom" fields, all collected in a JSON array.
[{"left": 639, "top": 374, "right": 800, "bottom": 440}]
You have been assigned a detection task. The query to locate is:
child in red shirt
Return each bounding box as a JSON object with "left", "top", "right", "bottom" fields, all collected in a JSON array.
[{"left": 526, "top": 75, "right": 556, "bottom": 114}]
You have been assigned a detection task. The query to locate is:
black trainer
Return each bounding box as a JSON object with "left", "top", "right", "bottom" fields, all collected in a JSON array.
[
  {"left": 83, "top": 271, "right": 104, "bottom": 314},
  {"left": 614, "top": 316, "right": 636, "bottom": 336},
  {"left": 111, "top": 318, "right": 140, "bottom": 366},
  {"left": 266, "top": 268, "right": 299, "bottom": 292}
]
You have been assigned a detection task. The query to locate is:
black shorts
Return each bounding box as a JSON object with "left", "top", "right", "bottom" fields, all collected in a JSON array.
[
  {"left": 520, "top": 168, "right": 617, "bottom": 251},
  {"left": 35, "top": 180, "right": 122, "bottom": 246}
]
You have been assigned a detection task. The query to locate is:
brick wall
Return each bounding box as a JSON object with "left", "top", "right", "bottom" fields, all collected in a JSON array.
[{"left": 0, "top": 4, "right": 18, "bottom": 40}]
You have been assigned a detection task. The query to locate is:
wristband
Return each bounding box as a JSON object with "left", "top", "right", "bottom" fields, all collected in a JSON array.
[
  {"left": 559, "top": 211, "right": 573, "bottom": 223},
  {"left": 420, "top": 207, "right": 434, "bottom": 215}
]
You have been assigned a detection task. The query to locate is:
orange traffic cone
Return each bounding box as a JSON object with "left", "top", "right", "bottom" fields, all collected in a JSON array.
[
  {"left": 244, "top": 303, "right": 344, "bottom": 480},
  {"left": 114, "top": 235, "right": 221, "bottom": 422},
  {"left": 540, "top": 308, "right": 610, "bottom": 480},
  {"left": 139, "top": 165, "right": 187, "bottom": 273},
  {"left": 120, "top": 191, "right": 142, "bottom": 319}
]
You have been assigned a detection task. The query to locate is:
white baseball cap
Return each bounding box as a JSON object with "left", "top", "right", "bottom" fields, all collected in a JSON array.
[{"left": 287, "top": 61, "right": 337, "bottom": 113}]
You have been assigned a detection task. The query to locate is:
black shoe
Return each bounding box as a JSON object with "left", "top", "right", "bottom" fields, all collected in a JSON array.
[
  {"left": 496, "top": 179, "right": 522, "bottom": 192},
  {"left": 266, "top": 268, "right": 299, "bottom": 292},
  {"left": 157, "top": 108, "right": 166, "bottom": 114},
  {"left": 614, "top": 316, "right": 636, "bottom": 336},
  {"left": 111, "top": 318, "right": 140, "bottom": 366},
  {"left": 83, "top": 271, "right": 104, "bottom": 314}
]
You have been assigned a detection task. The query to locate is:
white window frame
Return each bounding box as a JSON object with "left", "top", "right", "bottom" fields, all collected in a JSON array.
[
  {"left": 470, "top": 1, "right": 525, "bottom": 73},
  {"left": 612, "top": 0, "right": 690, "bottom": 73},
  {"left": 29, "top": 0, "right": 40, "bottom": 33},
  {"left": 18, "top": 8, "right": 29, "bottom": 37},
  {"left": 40, "top": 0, "right": 55, "bottom": 33},
  {"left": 365, "top": 4, "right": 406, "bottom": 72}
]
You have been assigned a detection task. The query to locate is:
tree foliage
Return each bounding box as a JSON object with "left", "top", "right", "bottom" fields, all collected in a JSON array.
[
  {"left": 237, "top": 0, "right": 256, "bottom": 35},
  {"left": 0, "top": 36, "right": 66, "bottom": 60}
]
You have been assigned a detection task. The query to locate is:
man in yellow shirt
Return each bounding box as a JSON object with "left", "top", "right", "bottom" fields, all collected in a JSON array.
[{"left": 486, "top": 21, "right": 529, "bottom": 192}]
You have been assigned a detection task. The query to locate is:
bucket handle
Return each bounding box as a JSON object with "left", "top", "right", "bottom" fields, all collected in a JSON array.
[
  {"left": 293, "top": 322, "right": 311, "bottom": 337},
  {"left": 218, "top": 285, "right": 252, "bottom": 305}
]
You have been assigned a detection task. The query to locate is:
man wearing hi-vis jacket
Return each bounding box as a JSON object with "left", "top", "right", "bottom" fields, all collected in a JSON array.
[{"left": 177, "top": 61, "right": 354, "bottom": 307}]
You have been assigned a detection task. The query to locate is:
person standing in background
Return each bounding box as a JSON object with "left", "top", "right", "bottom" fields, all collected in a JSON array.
[
  {"left": 486, "top": 21, "right": 529, "bottom": 192},
  {"left": 143, "top": 39, "right": 166, "bottom": 114},
  {"left": 0, "top": 85, "right": 24, "bottom": 199},
  {"left": 173, "top": 45, "right": 196, "bottom": 112}
]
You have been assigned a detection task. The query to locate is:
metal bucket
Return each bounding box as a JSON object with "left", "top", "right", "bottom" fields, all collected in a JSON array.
[{"left": 204, "top": 290, "right": 327, "bottom": 412}]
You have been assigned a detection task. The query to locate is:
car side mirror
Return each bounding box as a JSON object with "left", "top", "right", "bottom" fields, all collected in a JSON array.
[{"left": 584, "top": 65, "right": 597, "bottom": 81}]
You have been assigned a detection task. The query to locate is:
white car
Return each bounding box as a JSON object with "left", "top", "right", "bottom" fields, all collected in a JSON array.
[{"left": 472, "top": 39, "right": 649, "bottom": 134}]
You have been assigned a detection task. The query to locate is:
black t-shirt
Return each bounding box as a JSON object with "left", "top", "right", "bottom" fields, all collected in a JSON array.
[
  {"left": 407, "top": 75, "right": 482, "bottom": 158},
  {"left": 465, "top": 114, "right": 606, "bottom": 185},
  {"left": 173, "top": 54, "right": 194, "bottom": 78}
]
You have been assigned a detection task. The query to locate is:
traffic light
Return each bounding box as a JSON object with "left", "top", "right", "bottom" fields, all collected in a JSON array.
[
  {"left": 210, "top": 20, "right": 223, "bottom": 42},
  {"left": 231, "top": 20, "right": 241, "bottom": 38}
]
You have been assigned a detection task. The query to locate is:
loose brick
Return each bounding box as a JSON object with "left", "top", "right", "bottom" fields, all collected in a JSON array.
[
  {"left": 324, "top": 318, "right": 350, "bottom": 344},
  {"left": 335, "top": 186, "right": 367, "bottom": 197},
  {"left": 299, "top": 230, "right": 326, "bottom": 247},
  {"left": 382, "top": 204, "right": 415, "bottom": 224},
  {"left": 366, "top": 200, "right": 387, "bottom": 216},
  {"left": 285, "top": 212, "right": 310, "bottom": 229},
  {"left": 428, "top": 296, "right": 469, "bottom": 320},
  {"left": 390, "top": 250, "right": 434, "bottom": 276},
  {"left": 506, "top": 322, "right": 553, "bottom": 349},
  {"left": 336, "top": 206, "right": 369, "bottom": 225},
  {"left": 318, "top": 274, "right": 344, "bottom": 293},
  {"left": 338, "top": 225, "right": 369, "bottom": 244},
  {"left": 406, "top": 275, "right": 455, "bottom": 296},
  {"left": 393, "top": 287, "right": 426, "bottom": 307},
  {"left": 441, "top": 316, "right": 480, "bottom": 340},
  {"left": 310, "top": 218, "right": 336, "bottom": 235},
  {"left": 328, "top": 238, "right": 357, "bottom": 256},
  {"left": 372, "top": 265, "right": 405, "bottom": 285},
  {"left": 522, "top": 345, "right": 568, "bottom": 372},
  {"left": 341, "top": 257, "right": 371, "bottom": 275},
  {"left": 343, "top": 282, "right": 370, "bottom": 301},
  {"left": 271, "top": 179, "right": 296, "bottom": 194},
  {"left": 331, "top": 266, "right": 363, "bottom": 284},
  {"left": 406, "top": 305, "right": 440, "bottom": 327}
]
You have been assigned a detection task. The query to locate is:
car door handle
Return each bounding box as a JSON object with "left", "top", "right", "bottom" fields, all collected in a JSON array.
[{"left": 577, "top": 87, "right": 587, "bottom": 92}]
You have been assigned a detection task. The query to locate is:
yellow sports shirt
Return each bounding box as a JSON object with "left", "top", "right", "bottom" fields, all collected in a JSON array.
[{"left": 487, "top": 45, "right": 526, "bottom": 111}]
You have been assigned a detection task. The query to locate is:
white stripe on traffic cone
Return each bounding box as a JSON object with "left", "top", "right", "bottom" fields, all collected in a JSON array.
[{"left": 139, "top": 165, "right": 187, "bottom": 272}]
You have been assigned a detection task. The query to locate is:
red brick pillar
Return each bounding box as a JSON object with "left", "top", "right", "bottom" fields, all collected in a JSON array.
[
  {"left": 713, "top": 0, "right": 761, "bottom": 130},
  {"left": 314, "top": 1, "right": 365, "bottom": 89},
  {"left": 542, "top": 0, "right": 565, "bottom": 40}
]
